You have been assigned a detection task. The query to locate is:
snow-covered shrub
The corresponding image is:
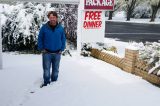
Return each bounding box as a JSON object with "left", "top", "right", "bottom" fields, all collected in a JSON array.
[
  {"left": 2, "top": 2, "right": 78, "bottom": 52},
  {"left": 133, "top": 3, "right": 151, "bottom": 18},
  {"left": 132, "top": 42, "right": 160, "bottom": 62},
  {"left": 131, "top": 42, "right": 160, "bottom": 75},
  {"left": 81, "top": 43, "right": 117, "bottom": 57},
  {"left": 149, "top": 0, "right": 160, "bottom": 22},
  {"left": 81, "top": 43, "right": 92, "bottom": 57},
  {"left": 62, "top": 49, "right": 72, "bottom": 57}
]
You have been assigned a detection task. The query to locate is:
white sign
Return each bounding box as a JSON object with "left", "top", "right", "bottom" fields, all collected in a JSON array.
[{"left": 81, "top": 10, "right": 105, "bottom": 43}]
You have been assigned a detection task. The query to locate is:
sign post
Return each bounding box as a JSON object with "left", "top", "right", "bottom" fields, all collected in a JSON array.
[{"left": 0, "top": 6, "right": 2, "bottom": 70}]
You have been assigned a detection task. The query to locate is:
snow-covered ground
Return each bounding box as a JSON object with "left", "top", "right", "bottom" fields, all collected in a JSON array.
[
  {"left": 104, "top": 38, "right": 129, "bottom": 57},
  {"left": 106, "top": 11, "right": 160, "bottom": 24},
  {"left": 1, "top": 2, "right": 160, "bottom": 105},
  {"left": 106, "top": 17, "right": 160, "bottom": 24},
  {"left": 1, "top": 39, "right": 160, "bottom": 106}
]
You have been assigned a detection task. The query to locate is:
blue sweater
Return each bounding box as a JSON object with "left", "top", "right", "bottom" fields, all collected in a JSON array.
[{"left": 38, "top": 23, "right": 66, "bottom": 52}]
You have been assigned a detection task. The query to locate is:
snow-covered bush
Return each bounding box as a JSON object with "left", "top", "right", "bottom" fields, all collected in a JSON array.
[
  {"left": 131, "top": 42, "right": 160, "bottom": 75},
  {"left": 132, "top": 42, "right": 160, "bottom": 62},
  {"left": 81, "top": 43, "right": 92, "bottom": 57},
  {"left": 81, "top": 43, "right": 117, "bottom": 57},
  {"left": 149, "top": 0, "right": 160, "bottom": 22},
  {"left": 133, "top": 3, "right": 151, "bottom": 18},
  {"left": 62, "top": 49, "right": 72, "bottom": 57},
  {"left": 1, "top": 2, "right": 78, "bottom": 52},
  {"left": 123, "top": 0, "right": 144, "bottom": 21}
]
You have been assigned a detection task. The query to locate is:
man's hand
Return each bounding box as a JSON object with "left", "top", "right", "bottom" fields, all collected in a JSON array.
[
  {"left": 58, "top": 51, "right": 62, "bottom": 54},
  {"left": 42, "top": 49, "right": 47, "bottom": 53}
]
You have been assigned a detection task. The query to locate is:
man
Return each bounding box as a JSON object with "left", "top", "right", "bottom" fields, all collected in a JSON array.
[{"left": 38, "top": 11, "right": 66, "bottom": 88}]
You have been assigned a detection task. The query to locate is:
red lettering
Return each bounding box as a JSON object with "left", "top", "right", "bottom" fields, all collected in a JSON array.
[
  {"left": 89, "top": 11, "right": 94, "bottom": 20},
  {"left": 83, "top": 21, "right": 87, "bottom": 28},
  {"left": 84, "top": 11, "right": 90, "bottom": 20},
  {"left": 84, "top": 11, "right": 102, "bottom": 20},
  {"left": 96, "top": 11, "right": 101, "bottom": 20},
  {"left": 83, "top": 21, "right": 102, "bottom": 29}
]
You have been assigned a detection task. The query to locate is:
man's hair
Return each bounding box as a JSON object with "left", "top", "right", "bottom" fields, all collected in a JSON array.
[{"left": 47, "top": 11, "right": 58, "bottom": 18}]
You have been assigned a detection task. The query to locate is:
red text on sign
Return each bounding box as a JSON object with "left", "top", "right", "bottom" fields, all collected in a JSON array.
[
  {"left": 83, "top": 11, "right": 102, "bottom": 29},
  {"left": 84, "top": 11, "right": 101, "bottom": 20}
]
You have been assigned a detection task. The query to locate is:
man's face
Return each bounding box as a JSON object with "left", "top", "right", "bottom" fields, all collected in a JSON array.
[{"left": 48, "top": 14, "right": 57, "bottom": 26}]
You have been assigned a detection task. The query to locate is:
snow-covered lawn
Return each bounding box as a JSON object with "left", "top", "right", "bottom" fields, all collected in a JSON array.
[
  {"left": 0, "top": 51, "right": 160, "bottom": 106},
  {"left": 106, "top": 17, "right": 160, "bottom": 24},
  {"left": 104, "top": 38, "right": 128, "bottom": 57},
  {"left": 106, "top": 11, "right": 160, "bottom": 24}
]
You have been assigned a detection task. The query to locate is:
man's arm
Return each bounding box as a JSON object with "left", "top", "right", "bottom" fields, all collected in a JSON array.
[
  {"left": 61, "top": 28, "right": 66, "bottom": 51},
  {"left": 38, "top": 26, "right": 44, "bottom": 51}
]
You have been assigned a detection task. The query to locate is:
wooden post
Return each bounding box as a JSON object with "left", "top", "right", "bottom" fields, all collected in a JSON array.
[
  {"left": 123, "top": 48, "right": 139, "bottom": 73},
  {"left": 77, "top": 0, "right": 83, "bottom": 55},
  {"left": 0, "top": 8, "right": 3, "bottom": 70}
]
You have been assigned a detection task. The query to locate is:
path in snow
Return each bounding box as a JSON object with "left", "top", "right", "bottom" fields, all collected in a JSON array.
[{"left": 0, "top": 52, "right": 160, "bottom": 106}]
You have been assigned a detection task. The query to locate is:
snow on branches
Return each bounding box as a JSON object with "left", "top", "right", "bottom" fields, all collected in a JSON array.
[
  {"left": 131, "top": 42, "right": 160, "bottom": 75},
  {"left": 2, "top": 2, "right": 78, "bottom": 52}
]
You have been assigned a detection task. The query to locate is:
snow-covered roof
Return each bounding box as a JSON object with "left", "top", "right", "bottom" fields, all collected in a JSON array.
[{"left": 0, "top": 0, "right": 80, "bottom": 4}]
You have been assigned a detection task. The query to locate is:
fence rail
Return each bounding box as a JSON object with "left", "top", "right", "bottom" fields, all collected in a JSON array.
[{"left": 90, "top": 48, "right": 160, "bottom": 86}]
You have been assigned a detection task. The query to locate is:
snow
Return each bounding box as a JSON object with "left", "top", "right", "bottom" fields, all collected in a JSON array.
[
  {"left": 1, "top": 2, "right": 78, "bottom": 51},
  {"left": 0, "top": 0, "right": 80, "bottom": 4},
  {"left": 149, "top": 62, "right": 160, "bottom": 74},
  {"left": 101, "top": 50, "right": 123, "bottom": 58},
  {"left": 131, "top": 42, "right": 160, "bottom": 66},
  {"left": 0, "top": 14, "right": 7, "bottom": 25},
  {"left": 0, "top": 4, "right": 15, "bottom": 13},
  {"left": 0, "top": 51, "right": 160, "bottom": 106},
  {"left": 0, "top": 4, "right": 15, "bottom": 25},
  {"left": 157, "top": 70, "right": 160, "bottom": 76},
  {"left": 17, "top": 9, "right": 33, "bottom": 36},
  {"left": 0, "top": 2, "right": 160, "bottom": 106},
  {"left": 107, "top": 18, "right": 160, "bottom": 24},
  {"left": 114, "top": 11, "right": 126, "bottom": 19},
  {"left": 106, "top": 11, "right": 160, "bottom": 24},
  {"left": 126, "top": 45, "right": 138, "bottom": 50},
  {"left": 104, "top": 38, "right": 129, "bottom": 57}
]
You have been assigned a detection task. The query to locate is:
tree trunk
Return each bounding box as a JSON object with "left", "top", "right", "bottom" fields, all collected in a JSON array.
[
  {"left": 126, "top": 10, "right": 131, "bottom": 21},
  {"left": 126, "top": 0, "right": 137, "bottom": 21},
  {"left": 150, "top": 2, "right": 160, "bottom": 22},
  {"left": 108, "top": 11, "right": 114, "bottom": 20},
  {"left": 150, "top": 10, "right": 157, "bottom": 22}
]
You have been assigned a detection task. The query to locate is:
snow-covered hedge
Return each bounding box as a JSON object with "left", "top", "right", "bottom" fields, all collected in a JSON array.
[
  {"left": 81, "top": 43, "right": 117, "bottom": 57},
  {"left": 81, "top": 43, "right": 92, "bottom": 57},
  {"left": 131, "top": 42, "right": 160, "bottom": 75},
  {"left": 133, "top": 3, "right": 151, "bottom": 18},
  {"left": 1, "top": 2, "right": 77, "bottom": 52},
  {"left": 131, "top": 42, "right": 160, "bottom": 62}
]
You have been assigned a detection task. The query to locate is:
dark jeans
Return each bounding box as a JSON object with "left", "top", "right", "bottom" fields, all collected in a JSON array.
[{"left": 42, "top": 53, "right": 61, "bottom": 84}]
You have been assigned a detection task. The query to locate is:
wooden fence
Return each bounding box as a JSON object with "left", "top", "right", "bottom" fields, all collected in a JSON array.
[
  {"left": 91, "top": 49, "right": 125, "bottom": 69},
  {"left": 91, "top": 48, "right": 160, "bottom": 86}
]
